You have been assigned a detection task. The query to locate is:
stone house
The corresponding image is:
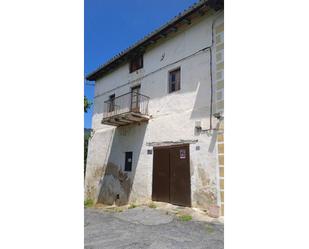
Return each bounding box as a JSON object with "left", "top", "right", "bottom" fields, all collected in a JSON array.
[{"left": 85, "top": 0, "right": 224, "bottom": 216}]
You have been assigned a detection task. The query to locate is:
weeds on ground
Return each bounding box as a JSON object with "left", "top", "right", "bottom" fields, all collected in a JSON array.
[
  {"left": 148, "top": 202, "right": 157, "bottom": 209},
  {"left": 115, "top": 207, "right": 123, "bottom": 212},
  {"left": 179, "top": 214, "right": 192, "bottom": 222},
  {"left": 205, "top": 224, "right": 215, "bottom": 233},
  {"left": 128, "top": 203, "right": 137, "bottom": 209},
  {"left": 84, "top": 199, "right": 94, "bottom": 208}
]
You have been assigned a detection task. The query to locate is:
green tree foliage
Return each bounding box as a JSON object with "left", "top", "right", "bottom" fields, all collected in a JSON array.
[
  {"left": 84, "top": 129, "right": 91, "bottom": 177},
  {"left": 84, "top": 96, "right": 92, "bottom": 177},
  {"left": 84, "top": 96, "right": 92, "bottom": 113}
]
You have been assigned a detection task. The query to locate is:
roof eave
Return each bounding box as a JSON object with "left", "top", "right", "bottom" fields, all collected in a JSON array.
[{"left": 86, "top": 0, "right": 223, "bottom": 81}]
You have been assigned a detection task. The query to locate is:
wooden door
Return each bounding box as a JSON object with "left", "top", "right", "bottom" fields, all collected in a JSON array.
[
  {"left": 152, "top": 144, "right": 191, "bottom": 207},
  {"left": 170, "top": 145, "right": 191, "bottom": 206},
  {"left": 152, "top": 147, "right": 170, "bottom": 202},
  {"left": 131, "top": 85, "right": 140, "bottom": 112}
]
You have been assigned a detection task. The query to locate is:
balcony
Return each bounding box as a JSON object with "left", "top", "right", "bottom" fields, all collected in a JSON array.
[{"left": 102, "top": 92, "right": 150, "bottom": 126}]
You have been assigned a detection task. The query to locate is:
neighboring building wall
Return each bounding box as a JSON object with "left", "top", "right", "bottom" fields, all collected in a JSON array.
[
  {"left": 214, "top": 14, "right": 224, "bottom": 216},
  {"left": 85, "top": 10, "right": 224, "bottom": 213}
]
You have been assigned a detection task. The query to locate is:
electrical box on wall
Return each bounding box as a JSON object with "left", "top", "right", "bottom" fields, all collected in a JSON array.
[
  {"left": 195, "top": 120, "right": 207, "bottom": 131},
  {"left": 195, "top": 121, "right": 201, "bottom": 129},
  {"left": 195, "top": 120, "right": 208, "bottom": 128}
]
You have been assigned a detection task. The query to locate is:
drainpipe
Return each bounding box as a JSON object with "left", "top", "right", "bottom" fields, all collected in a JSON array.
[{"left": 208, "top": 10, "right": 223, "bottom": 131}]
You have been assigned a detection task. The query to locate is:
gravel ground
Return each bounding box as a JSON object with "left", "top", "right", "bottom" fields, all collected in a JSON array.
[{"left": 84, "top": 207, "right": 223, "bottom": 249}]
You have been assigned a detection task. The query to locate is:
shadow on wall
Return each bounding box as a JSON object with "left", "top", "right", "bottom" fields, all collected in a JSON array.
[
  {"left": 190, "top": 80, "right": 211, "bottom": 121},
  {"left": 97, "top": 123, "right": 148, "bottom": 206},
  {"left": 208, "top": 122, "right": 221, "bottom": 153}
]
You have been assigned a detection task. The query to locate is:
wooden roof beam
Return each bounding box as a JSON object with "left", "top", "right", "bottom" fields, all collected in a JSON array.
[{"left": 183, "top": 18, "right": 191, "bottom": 25}]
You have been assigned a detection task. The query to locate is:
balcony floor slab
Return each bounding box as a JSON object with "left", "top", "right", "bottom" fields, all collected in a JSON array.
[{"left": 102, "top": 112, "right": 150, "bottom": 127}]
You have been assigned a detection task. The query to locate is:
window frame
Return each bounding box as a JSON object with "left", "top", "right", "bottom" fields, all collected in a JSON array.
[
  {"left": 124, "top": 151, "right": 133, "bottom": 172},
  {"left": 129, "top": 54, "right": 143, "bottom": 73},
  {"left": 168, "top": 67, "right": 181, "bottom": 94}
]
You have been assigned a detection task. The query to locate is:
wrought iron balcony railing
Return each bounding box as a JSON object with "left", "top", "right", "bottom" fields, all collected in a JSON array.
[{"left": 102, "top": 92, "right": 150, "bottom": 126}]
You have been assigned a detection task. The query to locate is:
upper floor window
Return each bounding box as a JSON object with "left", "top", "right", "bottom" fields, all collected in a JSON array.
[
  {"left": 129, "top": 55, "right": 143, "bottom": 73},
  {"left": 168, "top": 68, "right": 181, "bottom": 93}
]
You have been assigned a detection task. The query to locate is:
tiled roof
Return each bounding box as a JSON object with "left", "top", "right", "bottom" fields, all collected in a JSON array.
[{"left": 86, "top": 0, "right": 222, "bottom": 81}]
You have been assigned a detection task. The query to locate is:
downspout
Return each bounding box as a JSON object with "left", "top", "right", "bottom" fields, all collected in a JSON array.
[{"left": 208, "top": 10, "right": 223, "bottom": 131}]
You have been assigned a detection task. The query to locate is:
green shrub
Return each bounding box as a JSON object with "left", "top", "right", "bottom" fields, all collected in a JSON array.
[{"left": 84, "top": 199, "right": 94, "bottom": 208}]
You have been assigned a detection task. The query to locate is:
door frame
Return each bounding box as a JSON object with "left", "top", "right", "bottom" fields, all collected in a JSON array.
[
  {"left": 130, "top": 85, "right": 141, "bottom": 112},
  {"left": 152, "top": 143, "right": 191, "bottom": 207}
]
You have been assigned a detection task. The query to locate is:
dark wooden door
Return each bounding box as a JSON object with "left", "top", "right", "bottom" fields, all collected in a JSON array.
[
  {"left": 152, "top": 144, "right": 191, "bottom": 207},
  {"left": 170, "top": 145, "right": 191, "bottom": 206},
  {"left": 131, "top": 85, "right": 140, "bottom": 112},
  {"left": 152, "top": 147, "right": 170, "bottom": 202}
]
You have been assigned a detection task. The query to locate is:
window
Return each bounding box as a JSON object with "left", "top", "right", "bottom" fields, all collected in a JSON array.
[
  {"left": 168, "top": 68, "right": 181, "bottom": 93},
  {"left": 130, "top": 55, "right": 143, "bottom": 73},
  {"left": 125, "top": 152, "right": 133, "bottom": 172},
  {"left": 108, "top": 94, "right": 115, "bottom": 112}
]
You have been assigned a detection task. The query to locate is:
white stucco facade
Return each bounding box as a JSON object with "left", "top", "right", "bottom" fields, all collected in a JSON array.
[{"left": 85, "top": 10, "right": 224, "bottom": 212}]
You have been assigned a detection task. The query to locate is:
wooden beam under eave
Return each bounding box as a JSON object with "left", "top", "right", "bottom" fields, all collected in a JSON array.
[
  {"left": 198, "top": 10, "right": 205, "bottom": 16},
  {"left": 183, "top": 18, "right": 191, "bottom": 25}
]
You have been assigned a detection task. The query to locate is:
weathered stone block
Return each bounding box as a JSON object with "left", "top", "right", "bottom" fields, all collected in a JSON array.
[
  {"left": 218, "top": 144, "right": 224, "bottom": 154},
  {"left": 219, "top": 167, "right": 224, "bottom": 177}
]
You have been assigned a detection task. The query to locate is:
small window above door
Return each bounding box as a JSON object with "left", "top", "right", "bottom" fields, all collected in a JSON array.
[{"left": 125, "top": 152, "right": 133, "bottom": 172}]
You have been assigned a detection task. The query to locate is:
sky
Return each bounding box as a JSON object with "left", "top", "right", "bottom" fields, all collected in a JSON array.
[{"left": 84, "top": 0, "right": 198, "bottom": 128}]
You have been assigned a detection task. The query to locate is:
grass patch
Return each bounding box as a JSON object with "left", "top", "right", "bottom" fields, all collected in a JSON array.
[
  {"left": 148, "top": 202, "right": 157, "bottom": 209},
  {"left": 128, "top": 203, "right": 137, "bottom": 209},
  {"left": 179, "top": 215, "right": 192, "bottom": 222},
  {"left": 115, "top": 207, "right": 123, "bottom": 212},
  {"left": 84, "top": 199, "right": 94, "bottom": 208},
  {"left": 205, "top": 224, "right": 215, "bottom": 234}
]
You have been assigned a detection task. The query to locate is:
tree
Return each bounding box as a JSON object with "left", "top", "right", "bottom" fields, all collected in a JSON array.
[
  {"left": 84, "top": 96, "right": 92, "bottom": 178},
  {"left": 84, "top": 129, "right": 91, "bottom": 178},
  {"left": 84, "top": 96, "right": 92, "bottom": 113}
]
